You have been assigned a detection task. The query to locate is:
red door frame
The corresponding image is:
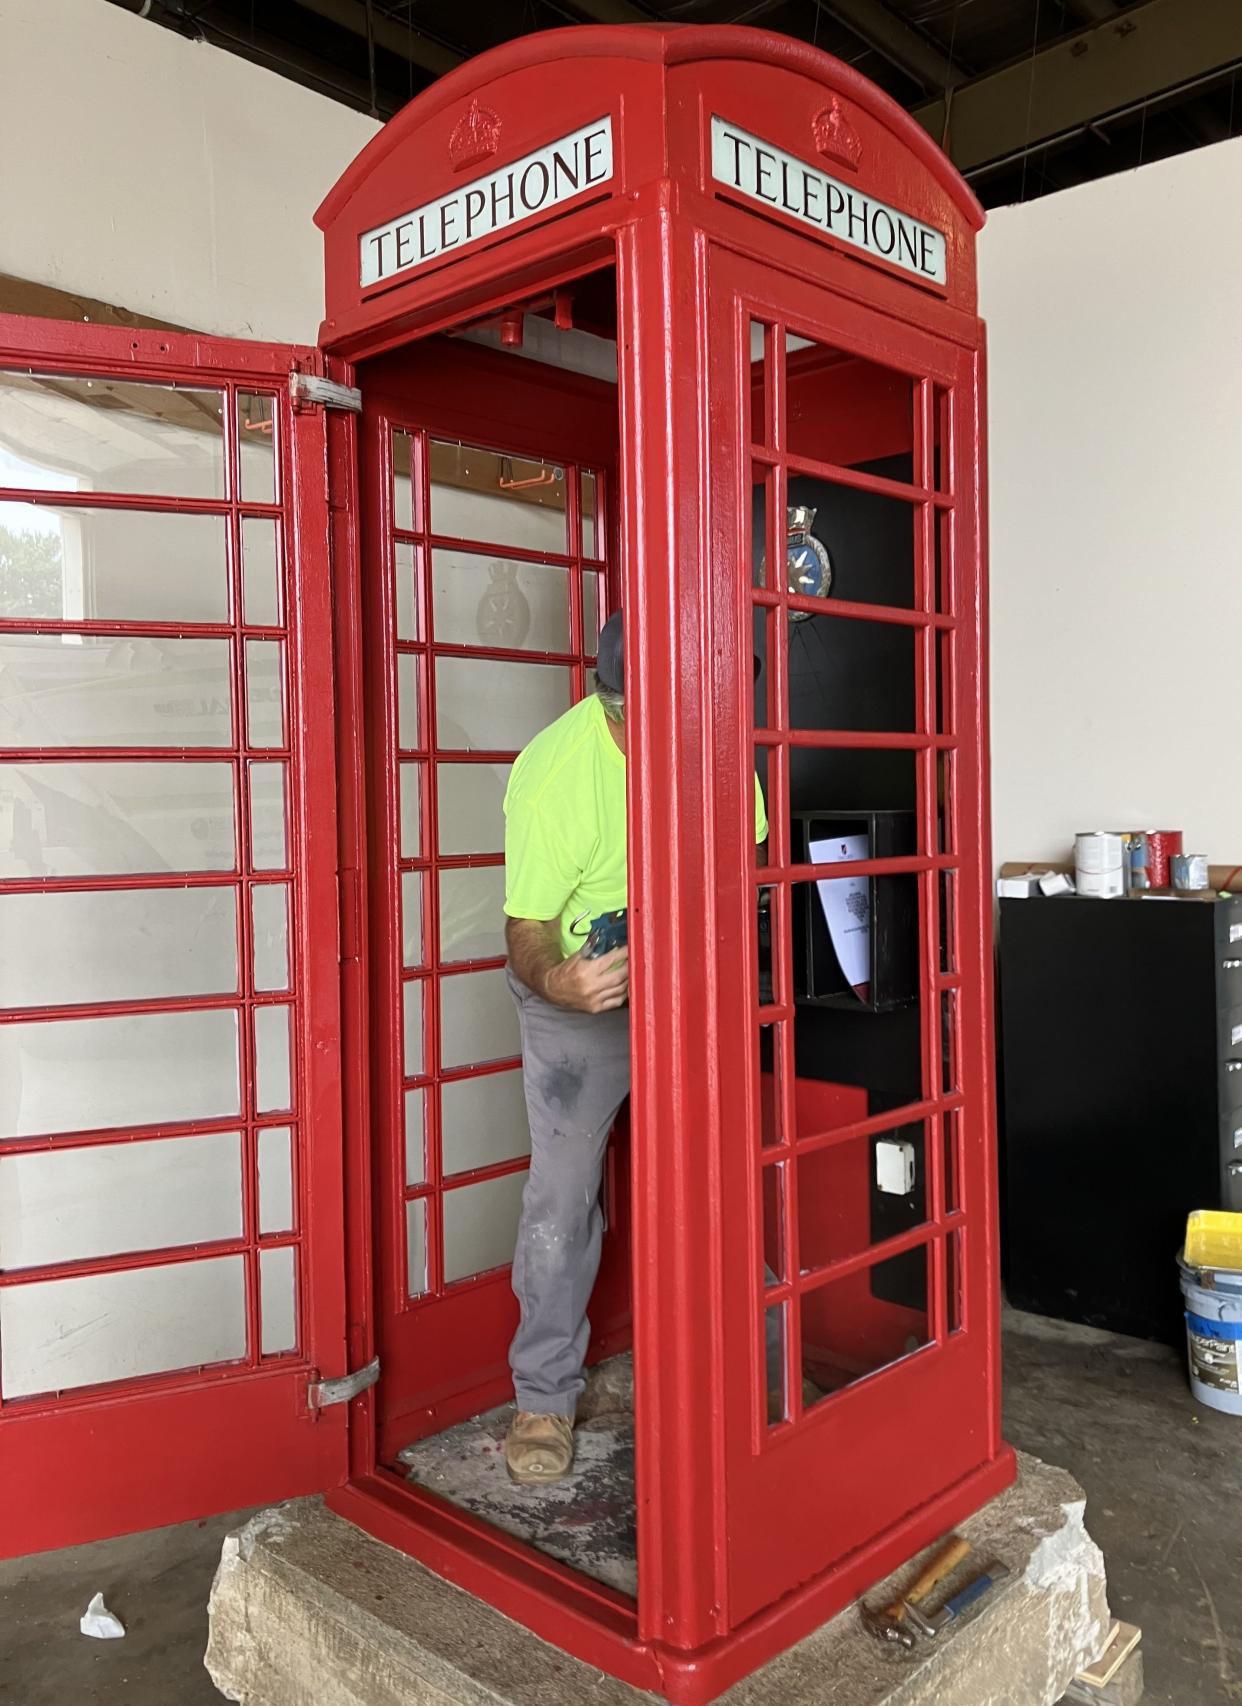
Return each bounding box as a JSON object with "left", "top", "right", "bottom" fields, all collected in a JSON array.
[
  {"left": 354, "top": 335, "right": 630, "bottom": 1462},
  {"left": 0, "top": 315, "right": 351, "bottom": 1556}
]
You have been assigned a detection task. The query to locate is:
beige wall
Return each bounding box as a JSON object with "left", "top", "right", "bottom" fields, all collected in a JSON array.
[
  {"left": 980, "top": 136, "right": 1242, "bottom": 869},
  {"left": 0, "top": 0, "right": 379, "bottom": 341}
]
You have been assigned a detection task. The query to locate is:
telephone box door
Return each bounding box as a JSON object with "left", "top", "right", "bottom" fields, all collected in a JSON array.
[
  {"left": 708, "top": 251, "right": 1002, "bottom": 1623},
  {"left": 0, "top": 314, "right": 349, "bottom": 1557}
]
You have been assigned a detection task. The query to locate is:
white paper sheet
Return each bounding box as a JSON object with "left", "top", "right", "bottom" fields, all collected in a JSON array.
[{"left": 810, "top": 833, "right": 871, "bottom": 1000}]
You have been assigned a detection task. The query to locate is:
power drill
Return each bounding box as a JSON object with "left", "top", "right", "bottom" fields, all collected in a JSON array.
[{"left": 577, "top": 908, "right": 628, "bottom": 960}]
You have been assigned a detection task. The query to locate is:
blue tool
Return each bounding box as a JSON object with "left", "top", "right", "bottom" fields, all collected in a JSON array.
[
  {"left": 904, "top": 1564, "right": 1011, "bottom": 1639},
  {"left": 571, "top": 907, "right": 628, "bottom": 960}
]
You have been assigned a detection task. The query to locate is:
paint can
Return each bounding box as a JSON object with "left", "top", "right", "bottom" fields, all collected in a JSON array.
[
  {"left": 1172, "top": 853, "right": 1209, "bottom": 892},
  {"left": 1146, "top": 830, "right": 1183, "bottom": 889},
  {"left": 1178, "top": 1252, "right": 1242, "bottom": 1417},
  {"left": 1075, "top": 832, "right": 1125, "bottom": 898},
  {"left": 1112, "top": 830, "right": 1149, "bottom": 893}
]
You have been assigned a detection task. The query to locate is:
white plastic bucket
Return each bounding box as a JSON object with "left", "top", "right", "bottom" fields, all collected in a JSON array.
[{"left": 1179, "top": 1252, "right": 1242, "bottom": 1416}]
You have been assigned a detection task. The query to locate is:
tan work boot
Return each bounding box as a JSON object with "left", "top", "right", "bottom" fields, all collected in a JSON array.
[{"left": 504, "top": 1411, "right": 575, "bottom": 1485}]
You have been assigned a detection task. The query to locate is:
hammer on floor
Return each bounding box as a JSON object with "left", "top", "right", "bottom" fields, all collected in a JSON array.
[{"left": 859, "top": 1534, "right": 972, "bottom": 1650}]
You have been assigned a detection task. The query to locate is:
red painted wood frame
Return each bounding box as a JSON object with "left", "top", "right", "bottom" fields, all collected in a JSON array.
[
  {"left": 353, "top": 336, "right": 630, "bottom": 1464},
  {"left": 316, "top": 25, "right": 1014, "bottom": 1704},
  {"left": 0, "top": 316, "right": 349, "bottom": 1557}
]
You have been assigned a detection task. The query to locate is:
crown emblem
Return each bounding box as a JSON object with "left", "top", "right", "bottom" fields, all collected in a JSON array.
[
  {"left": 449, "top": 101, "right": 502, "bottom": 172},
  {"left": 812, "top": 98, "right": 862, "bottom": 171}
]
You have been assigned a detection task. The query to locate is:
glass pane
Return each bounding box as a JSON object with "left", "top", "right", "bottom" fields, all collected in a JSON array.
[
  {"left": 937, "top": 631, "right": 954, "bottom": 737},
  {"left": 762, "top": 1160, "right": 786, "bottom": 1282},
  {"left": 942, "top": 990, "right": 959, "bottom": 1096},
  {"left": 581, "top": 469, "right": 599, "bottom": 559},
  {"left": 429, "top": 441, "right": 566, "bottom": 552},
  {"left": 0, "top": 373, "right": 225, "bottom": 499},
  {"left": 0, "top": 885, "right": 238, "bottom": 1009},
  {"left": 238, "top": 393, "right": 276, "bottom": 505},
  {"left": 245, "top": 640, "right": 284, "bottom": 748},
  {"left": 251, "top": 882, "right": 290, "bottom": 993},
  {"left": 406, "top": 1196, "right": 427, "bottom": 1297},
  {"left": 582, "top": 572, "right": 600, "bottom": 652},
  {"left": 750, "top": 463, "right": 770, "bottom": 590},
  {"left": 0, "top": 1254, "right": 246, "bottom": 1399},
  {"left": 442, "top": 1068, "right": 530, "bottom": 1176},
  {"left": 939, "top": 868, "right": 958, "bottom": 974},
  {"left": 394, "top": 540, "right": 418, "bottom": 642},
  {"left": 935, "top": 509, "right": 953, "bottom": 615},
  {"left": 242, "top": 516, "right": 280, "bottom": 627},
  {"left": 933, "top": 385, "right": 952, "bottom": 495},
  {"left": 946, "top": 1231, "right": 963, "bottom": 1333},
  {"left": 943, "top": 1109, "right": 961, "bottom": 1215},
  {"left": 0, "top": 760, "right": 236, "bottom": 879},
  {"left": 258, "top": 1125, "right": 294, "bottom": 1233},
  {"left": 798, "top": 1122, "right": 927, "bottom": 1276},
  {"left": 260, "top": 1245, "right": 297, "bottom": 1355},
  {"left": 403, "top": 978, "right": 424, "bottom": 1078},
  {"left": 765, "top": 1300, "right": 789, "bottom": 1426},
  {"left": 405, "top": 1087, "right": 425, "bottom": 1186},
  {"left": 397, "top": 652, "right": 420, "bottom": 751},
  {"left": 254, "top": 1004, "right": 292, "bottom": 1114},
  {"left": 401, "top": 870, "right": 424, "bottom": 968},
  {"left": 0, "top": 1130, "right": 242, "bottom": 1268},
  {"left": 759, "top": 610, "right": 916, "bottom": 732},
  {"left": 779, "top": 477, "right": 916, "bottom": 612},
  {"left": 802, "top": 1244, "right": 931, "bottom": 1404},
  {"left": 749, "top": 319, "right": 772, "bottom": 448},
  {"left": 400, "top": 762, "right": 422, "bottom": 858},
  {"left": 755, "top": 1020, "right": 787, "bottom": 1149},
  {"left": 0, "top": 633, "right": 232, "bottom": 748},
  {"left": 435, "top": 657, "right": 571, "bottom": 753},
  {"left": 438, "top": 864, "right": 506, "bottom": 964},
  {"left": 442, "top": 1167, "right": 527, "bottom": 1284},
  {"left": 436, "top": 762, "right": 509, "bottom": 855},
  {"left": 392, "top": 430, "right": 415, "bottom": 534},
  {"left": 432, "top": 549, "right": 570, "bottom": 653},
  {"left": 249, "top": 761, "right": 288, "bottom": 871},
  {"left": 439, "top": 966, "right": 520, "bottom": 1070},
  {"left": 0, "top": 503, "right": 228, "bottom": 623},
  {"left": 0, "top": 1007, "right": 240, "bottom": 1139},
  {"left": 784, "top": 336, "right": 914, "bottom": 474}
]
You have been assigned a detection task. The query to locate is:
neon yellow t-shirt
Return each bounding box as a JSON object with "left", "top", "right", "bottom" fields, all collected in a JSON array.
[{"left": 503, "top": 693, "right": 768, "bottom": 959}]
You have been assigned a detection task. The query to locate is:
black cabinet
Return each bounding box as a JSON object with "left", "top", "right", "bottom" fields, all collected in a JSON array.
[{"left": 998, "top": 893, "right": 1242, "bottom": 1344}]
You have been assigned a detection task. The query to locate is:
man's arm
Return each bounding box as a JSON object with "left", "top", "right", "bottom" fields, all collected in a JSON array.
[{"left": 505, "top": 917, "right": 629, "bottom": 1015}]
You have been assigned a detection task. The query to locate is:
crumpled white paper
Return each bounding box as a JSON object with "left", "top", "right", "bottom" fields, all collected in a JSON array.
[{"left": 79, "top": 1592, "right": 125, "bottom": 1639}]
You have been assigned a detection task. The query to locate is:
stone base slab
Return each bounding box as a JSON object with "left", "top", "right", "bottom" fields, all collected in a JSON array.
[{"left": 206, "top": 1450, "right": 1109, "bottom": 1706}]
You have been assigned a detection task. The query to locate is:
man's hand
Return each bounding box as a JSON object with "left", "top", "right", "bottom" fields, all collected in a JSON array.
[
  {"left": 545, "top": 948, "right": 629, "bottom": 1014},
  {"left": 505, "top": 917, "right": 629, "bottom": 1013}
]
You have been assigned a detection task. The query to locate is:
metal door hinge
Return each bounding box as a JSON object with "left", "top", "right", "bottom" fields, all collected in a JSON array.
[
  {"left": 307, "top": 1357, "right": 379, "bottom": 1410},
  {"left": 290, "top": 371, "right": 362, "bottom": 413}
]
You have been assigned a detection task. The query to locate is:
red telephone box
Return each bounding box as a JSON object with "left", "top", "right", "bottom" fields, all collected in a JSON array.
[{"left": 0, "top": 24, "right": 1012, "bottom": 1703}]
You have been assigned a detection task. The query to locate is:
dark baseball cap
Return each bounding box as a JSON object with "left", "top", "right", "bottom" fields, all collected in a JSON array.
[{"left": 595, "top": 609, "right": 761, "bottom": 689}]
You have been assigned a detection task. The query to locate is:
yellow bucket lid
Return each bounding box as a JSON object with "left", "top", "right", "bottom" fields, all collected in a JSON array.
[{"left": 1185, "top": 1210, "right": 1242, "bottom": 1272}]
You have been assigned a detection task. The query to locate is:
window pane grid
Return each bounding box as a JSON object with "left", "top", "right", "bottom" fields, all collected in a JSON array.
[
  {"left": 0, "top": 371, "right": 304, "bottom": 1399},
  {"left": 744, "top": 320, "right": 966, "bottom": 1431},
  {"left": 385, "top": 423, "right": 606, "bottom": 1308}
]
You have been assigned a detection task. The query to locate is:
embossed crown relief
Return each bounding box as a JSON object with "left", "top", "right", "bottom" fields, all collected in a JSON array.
[
  {"left": 449, "top": 100, "right": 502, "bottom": 172},
  {"left": 812, "top": 98, "right": 862, "bottom": 172}
]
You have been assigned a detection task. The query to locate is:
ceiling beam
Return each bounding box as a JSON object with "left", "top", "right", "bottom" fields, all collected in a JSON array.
[
  {"left": 556, "top": 0, "right": 649, "bottom": 19},
  {"left": 823, "top": 0, "right": 964, "bottom": 93},
  {"left": 292, "top": 0, "right": 464, "bottom": 78},
  {"left": 913, "top": 0, "right": 1242, "bottom": 173}
]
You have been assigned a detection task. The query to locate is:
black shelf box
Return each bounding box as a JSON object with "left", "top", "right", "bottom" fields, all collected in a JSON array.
[{"left": 791, "top": 809, "right": 918, "bottom": 1013}]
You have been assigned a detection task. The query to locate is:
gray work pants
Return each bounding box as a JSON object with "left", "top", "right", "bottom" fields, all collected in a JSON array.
[
  {"left": 507, "top": 968, "right": 631, "bottom": 1417},
  {"left": 506, "top": 970, "right": 785, "bottom": 1418}
]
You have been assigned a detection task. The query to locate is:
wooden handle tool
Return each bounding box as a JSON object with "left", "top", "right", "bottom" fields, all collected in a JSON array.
[{"left": 881, "top": 1535, "right": 971, "bottom": 1621}]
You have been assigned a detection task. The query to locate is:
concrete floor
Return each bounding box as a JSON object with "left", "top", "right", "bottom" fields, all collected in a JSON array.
[{"left": 2, "top": 1311, "right": 1239, "bottom": 1706}]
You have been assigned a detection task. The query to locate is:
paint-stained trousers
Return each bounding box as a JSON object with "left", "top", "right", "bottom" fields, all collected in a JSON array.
[
  {"left": 507, "top": 969, "right": 785, "bottom": 1420},
  {"left": 507, "top": 968, "right": 631, "bottom": 1417}
]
